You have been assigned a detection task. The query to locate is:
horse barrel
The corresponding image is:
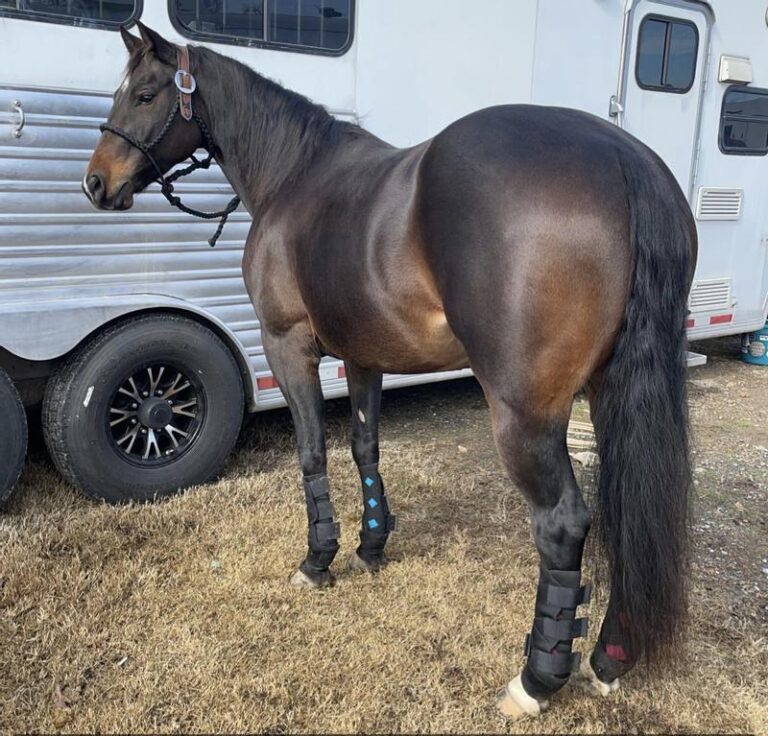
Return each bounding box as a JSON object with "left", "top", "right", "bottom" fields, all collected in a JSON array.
[{"left": 741, "top": 321, "right": 768, "bottom": 366}]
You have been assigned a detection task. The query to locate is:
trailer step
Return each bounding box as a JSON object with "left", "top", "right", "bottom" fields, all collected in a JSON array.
[{"left": 687, "top": 351, "right": 708, "bottom": 368}]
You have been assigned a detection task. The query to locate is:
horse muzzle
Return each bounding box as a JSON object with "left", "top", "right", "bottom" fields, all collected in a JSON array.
[{"left": 83, "top": 171, "right": 135, "bottom": 211}]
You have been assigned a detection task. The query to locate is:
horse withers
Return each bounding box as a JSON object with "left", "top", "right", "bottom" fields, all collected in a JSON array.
[{"left": 84, "top": 22, "right": 696, "bottom": 720}]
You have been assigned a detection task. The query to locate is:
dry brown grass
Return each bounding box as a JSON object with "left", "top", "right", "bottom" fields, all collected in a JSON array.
[{"left": 1, "top": 367, "right": 767, "bottom": 734}]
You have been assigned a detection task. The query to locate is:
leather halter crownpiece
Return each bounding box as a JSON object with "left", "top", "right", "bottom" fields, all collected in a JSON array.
[{"left": 175, "top": 45, "right": 195, "bottom": 121}]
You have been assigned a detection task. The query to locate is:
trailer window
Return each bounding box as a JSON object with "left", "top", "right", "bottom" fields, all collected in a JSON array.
[
  {"left": 0, "top": 0, "right": 139, "bottom": 29},
  {"left": 636, "top": 15, "right": 698, "bottom": 93},
  {"left": 720, "top": 86, "right": 768, "bottom": 156},
  {"left": 171, "top": 0, "right": 353, "bottom": 55}
]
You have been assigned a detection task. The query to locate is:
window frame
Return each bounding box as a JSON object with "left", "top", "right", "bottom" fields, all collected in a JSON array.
[
  {"left": 719, "top": 84, "right": 768, "bottom": 157},
  {"left": 168, "top": 0, "right": 355, "bottom": 57},
  {"left": 0, "top": 0, "right": 142, "bottom": 31},
  {"left": 635, "top": 13, "right": 699, "bottom": 95}
]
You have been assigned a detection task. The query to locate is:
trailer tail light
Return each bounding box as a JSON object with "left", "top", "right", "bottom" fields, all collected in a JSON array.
[{"left": 257, "top": 366, "right": 347, "bottom": 391}]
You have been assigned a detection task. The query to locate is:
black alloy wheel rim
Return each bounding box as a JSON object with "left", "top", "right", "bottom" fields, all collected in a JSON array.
[{"left": 107, "top": 364, "right": 204, "bottom": 466}]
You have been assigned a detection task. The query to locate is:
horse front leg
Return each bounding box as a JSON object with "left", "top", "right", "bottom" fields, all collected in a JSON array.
[
  {"left": 344, "top": 362, "right": 397, "bottom": 573},
  {"left": 263, "top": 323, "right": 340, "bottom": 589}
]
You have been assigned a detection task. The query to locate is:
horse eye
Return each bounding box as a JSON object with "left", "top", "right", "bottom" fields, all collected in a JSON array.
[{"left": 138, "top": 92, "right": 155, "bottom": 104}]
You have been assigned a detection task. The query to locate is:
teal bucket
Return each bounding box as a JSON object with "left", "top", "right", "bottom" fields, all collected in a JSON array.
[{"left": 742, "top": 321, "right": 768, "bottom": 365}]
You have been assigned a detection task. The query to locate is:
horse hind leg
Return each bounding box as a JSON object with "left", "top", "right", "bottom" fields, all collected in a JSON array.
[{"left": 486, "top": 391, "right": 593, "bottom": 720}]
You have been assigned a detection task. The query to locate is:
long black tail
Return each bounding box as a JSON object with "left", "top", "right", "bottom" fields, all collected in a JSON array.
[{"left": 592, "top": 147, "right": 696, "bottom": 663}]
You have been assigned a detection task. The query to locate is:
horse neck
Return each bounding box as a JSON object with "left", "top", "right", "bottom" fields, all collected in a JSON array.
[{"left": 191, "top": 47, "right": 339, "bottom": 212}]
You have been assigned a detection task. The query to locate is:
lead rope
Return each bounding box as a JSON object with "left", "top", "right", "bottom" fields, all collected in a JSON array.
[{"left": 99, "top": 100, "right": 241, "bottom": 248}]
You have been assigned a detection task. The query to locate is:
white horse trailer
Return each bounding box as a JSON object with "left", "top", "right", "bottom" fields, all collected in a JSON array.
[{"left": 1, "top": 0, "right": 766, "bottom": 500}]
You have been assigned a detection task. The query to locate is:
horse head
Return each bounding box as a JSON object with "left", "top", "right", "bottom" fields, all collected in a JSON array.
[{"left": 83, "top": 22, "right": 203, "bottom": 211}]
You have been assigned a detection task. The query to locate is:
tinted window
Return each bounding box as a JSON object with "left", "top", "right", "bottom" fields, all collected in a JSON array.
[
  {"left": 666, "top": 23, "right": 697, "bottom": 89},
  {"left": 636, "top": 15, "right": 698, "bottom": 93},
  {"left": 0, "top": 0, "right": 138, "bottom": 27},
  {"left": 636, "top": 18, "right": 666, "bottom": 87},
  {"left": 720, "top": 87, "right": 768, "bottom": 156},
  {"left": 173, "top": 0, "right": 264, "bottom": 40},
  {"left": 172, "top": 0, "right": 352, "bottom": 54},
  {"left": 269, "top": 0, "right": 350, "bottom": 50}
]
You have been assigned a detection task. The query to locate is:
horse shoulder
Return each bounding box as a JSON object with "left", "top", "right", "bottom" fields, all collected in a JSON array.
[{"left": 242, "top": 213, "right": 307, "bottom": 335}]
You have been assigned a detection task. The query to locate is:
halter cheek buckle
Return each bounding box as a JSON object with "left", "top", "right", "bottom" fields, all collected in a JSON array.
[{"left": 174, "top": 69, "right": 197, "bottom": 95}]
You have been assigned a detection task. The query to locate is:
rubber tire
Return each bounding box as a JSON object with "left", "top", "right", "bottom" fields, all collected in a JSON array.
[
  {"left": 0, "top": 367, "right": 27, "bottom": 507},
  {"left": 43, "top": 314, "right": 244, "bottom": 503}
]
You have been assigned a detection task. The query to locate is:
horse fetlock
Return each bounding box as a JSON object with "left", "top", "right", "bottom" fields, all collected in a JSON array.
[
  {"left": 496, "top": 673, "right": 548, "bottom": 720},
  {"left": 589, "top": 635, "right": 636, "bottom": 683}
]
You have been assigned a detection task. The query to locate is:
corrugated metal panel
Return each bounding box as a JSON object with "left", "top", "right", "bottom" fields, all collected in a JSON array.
[{"left": 0, "top": 86, "right": 267, "bottom": 376}]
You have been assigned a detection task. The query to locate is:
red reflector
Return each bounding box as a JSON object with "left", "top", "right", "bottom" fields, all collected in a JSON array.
[
  {"left": 709, "top": 314, "right": 733, "bottom": 325},
  {"left": 685, "top": 319, "right": 695, "bottom": 329},
  {"left": 338, "top": 366, "right": 346, "bottom": 379},
  {"left": 257, "top": 376, "right": 279, "bottom": 390}
]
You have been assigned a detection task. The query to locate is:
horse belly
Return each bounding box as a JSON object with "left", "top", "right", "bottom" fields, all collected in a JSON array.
[{"left": 314, "top": 301, "right": 468, "bottom": 374}]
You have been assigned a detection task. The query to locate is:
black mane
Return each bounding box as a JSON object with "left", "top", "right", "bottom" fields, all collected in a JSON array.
[{"left": 191, "top": 46, "right": 346, "bottom": 204}]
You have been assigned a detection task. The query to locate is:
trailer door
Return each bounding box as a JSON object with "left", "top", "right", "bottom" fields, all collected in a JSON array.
[{"left": 622, "top": 1, "right": 709, "bottom": 199}]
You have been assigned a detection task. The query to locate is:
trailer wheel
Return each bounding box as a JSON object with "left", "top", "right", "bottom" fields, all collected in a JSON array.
[
  {"left": 0, "top": 367, "right": 27, "bottom": 507},
  {"left": 43, "top": 314, "right": 244, "bottom": 503}
]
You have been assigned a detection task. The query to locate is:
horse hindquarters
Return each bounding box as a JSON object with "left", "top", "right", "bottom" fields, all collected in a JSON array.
[
  {"left": 417, "top": 113, "right": 693, "bottom": 716},
  {"left": 418, "top": 163, "right": 633, "bottom": 716}
]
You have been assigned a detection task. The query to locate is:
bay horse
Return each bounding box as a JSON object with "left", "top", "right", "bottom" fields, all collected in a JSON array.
[{"left": 84, "top": 22, "right": 696, "bottom": 720}]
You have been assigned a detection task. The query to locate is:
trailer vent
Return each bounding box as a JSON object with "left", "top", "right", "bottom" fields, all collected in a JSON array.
[
  {"left": 689, "top": 278, "right": 732, "bottom": 313},
  {"left": 695, "top": 187, "right": 743, "bottom": 220}
]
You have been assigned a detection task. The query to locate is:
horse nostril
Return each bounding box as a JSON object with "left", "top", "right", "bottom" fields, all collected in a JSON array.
[
  {"left": 86, "top": 173, "right": 105, "bottom": 201},
  {"left": 84, "top": 174, "right": 106, "bottom": 205}
]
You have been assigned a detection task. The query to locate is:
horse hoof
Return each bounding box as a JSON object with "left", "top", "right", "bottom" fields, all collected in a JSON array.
[
  {"left": 495, "top": 674, "right": 547, "bottom": 720},
  {"left": 578, "top": 658, "right": 620, "bottom": 697},
  {"left": 290, "top": 568, "right": 335, "bottom": 589},
  {"left": 349, "top": 551, "right": 387, "bottom": 573}
]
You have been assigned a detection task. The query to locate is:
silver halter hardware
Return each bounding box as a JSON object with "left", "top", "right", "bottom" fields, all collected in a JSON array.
[{"left": 174, "top": 69, "right": 197, "bottom": 95}]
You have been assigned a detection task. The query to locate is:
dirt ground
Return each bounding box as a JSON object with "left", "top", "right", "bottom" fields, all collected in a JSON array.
[{"left": 1, "top": 336, "right": 767, "bottom": 734}]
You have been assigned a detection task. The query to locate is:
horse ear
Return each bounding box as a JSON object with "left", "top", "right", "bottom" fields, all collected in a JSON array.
[
  {"left": 135, "top": 20, "right": 176, "bottom": 65},
  {"left": 120, "top": 26, "right": 143, "bottom": 55}
]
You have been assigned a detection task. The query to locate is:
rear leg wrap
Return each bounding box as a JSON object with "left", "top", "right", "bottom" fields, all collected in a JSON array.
[
  {"left": 300, "top": 474, "right": 341, "bottom": 575},
  {"left": 590, "top": 608, "right": 637, "bottom": 684},
  {"left": 357, "top": 463, "right": 397, "bottom": 565},
  {"left": 521, "top": 567, "right": 591, "bottom": 701}
]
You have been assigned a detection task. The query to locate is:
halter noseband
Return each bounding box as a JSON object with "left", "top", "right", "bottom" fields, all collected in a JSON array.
[{"left": 99, "top": 45, "right": 240, "bottom": 248}]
